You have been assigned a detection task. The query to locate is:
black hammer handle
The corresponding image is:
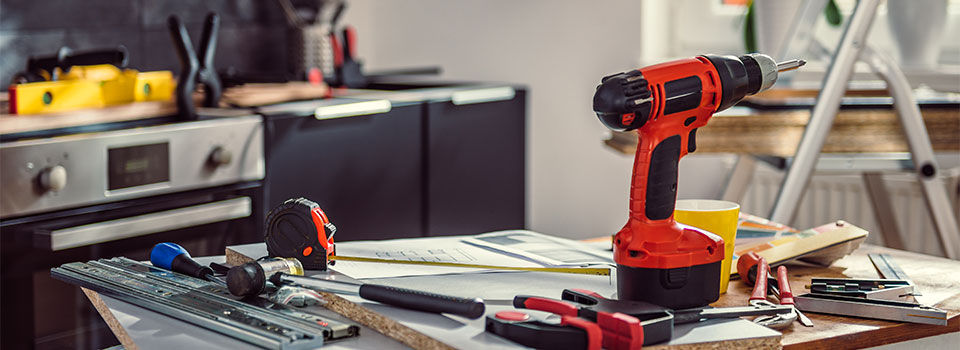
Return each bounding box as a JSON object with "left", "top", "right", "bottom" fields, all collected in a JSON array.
[{"left": 358, "top": 284, "right": 485, "bottom": 319}]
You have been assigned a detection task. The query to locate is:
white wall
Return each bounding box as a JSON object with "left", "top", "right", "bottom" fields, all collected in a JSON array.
[
  {"left": 343, "top": 0, "right": 654, "bottom": 239},
  {"left": 341, "top": 0, "right": 958, "bottom": 240}
]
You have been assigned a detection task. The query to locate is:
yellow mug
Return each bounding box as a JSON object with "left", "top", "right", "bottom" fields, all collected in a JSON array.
[{"left": 674, "top": 199, "right": 740, "bottom": 294}]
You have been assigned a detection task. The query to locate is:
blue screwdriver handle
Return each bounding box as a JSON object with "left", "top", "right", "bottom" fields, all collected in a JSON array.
[{"left": 150, "top": 242, "right": 214, "bottom": 279}]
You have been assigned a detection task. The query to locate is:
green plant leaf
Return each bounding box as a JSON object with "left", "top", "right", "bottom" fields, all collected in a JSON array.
[
  {"left": 744, "top": 1, "right": 756, "bottom": 53},
  {"left": 825, "top": 0, "right": 842, "bottom": 26}
]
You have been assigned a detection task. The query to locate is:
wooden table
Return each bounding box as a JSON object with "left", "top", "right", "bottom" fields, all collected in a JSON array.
[
  {"left": 82, "top": 242, "right": 958, "bottom": 349},
  {"left": 719, "top": 244, "right": 959, "bottom": 349}
]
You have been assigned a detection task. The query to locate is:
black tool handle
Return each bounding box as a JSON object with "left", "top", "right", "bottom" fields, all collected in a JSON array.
[
  {"left": 27, "top": 46, "right": 129, "bottom": 76},
  {"left": 197, "top": 13, "right": 222, "bottom": 108},
  {"left": 168, "top": 15, "right": 199, "bottom": 120},
  {"left": 358, "top": 284, "right": 485, "bottom": 319}
]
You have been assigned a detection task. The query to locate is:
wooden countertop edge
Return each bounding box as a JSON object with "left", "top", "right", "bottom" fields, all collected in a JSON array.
[{"left": 783, "top": 314, "right": 959, "bottom": 350}]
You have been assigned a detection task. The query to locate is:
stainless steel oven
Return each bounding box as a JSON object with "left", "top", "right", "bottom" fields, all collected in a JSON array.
[{"left": 1, "top": 113, "right": 265, "bottom": 349}]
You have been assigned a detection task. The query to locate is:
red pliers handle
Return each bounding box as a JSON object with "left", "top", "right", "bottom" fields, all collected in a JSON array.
[
  {"left": 776, "top": 266, "right": 794, "bottom": 305},
  {"left": 486, "top": 311, "right": 602, "bottom": 350},
  {"left": 748, "top": 257, "right": 772, "bottom": 304}
]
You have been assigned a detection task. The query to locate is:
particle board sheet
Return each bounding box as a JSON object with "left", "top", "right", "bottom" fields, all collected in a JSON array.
[
  {"left": 604, "top": 108, "right": 959, "bottom": 157},
  {"left": 227, "top": 242, "right": 783, "bottom": 349}
]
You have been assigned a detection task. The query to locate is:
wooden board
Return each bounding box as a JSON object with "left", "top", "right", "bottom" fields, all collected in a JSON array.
[
  {"left": 0, "top": 101, "right": 176, "bottom": 135},
  {"left": 220, "top": 82, "right": 329, "bottom": 107},
  {"left": 579, "top": 236, "right": 960, "bottom": 349},
  {"left": 82, "top": 287, "right": 140, "bottom": 350},
  {"left": 0, "top": 82, "right": 328, "bottom": 136},
  {"left": 227, "top": 246, "right": 455, "bottom": 350},
  {"left": 229, "top": 243, "right": 782, "bottom": 349},
  {"left": 718, "top": 244, "right": 960, "bottom": 349},
  {"left": 604, "top": 108, "right": 959, "bottom": 157}
]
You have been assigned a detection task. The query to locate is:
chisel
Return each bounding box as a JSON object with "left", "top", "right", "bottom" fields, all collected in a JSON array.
[{"left": 271, "top": 273, "right": 486, "bottom": 319}]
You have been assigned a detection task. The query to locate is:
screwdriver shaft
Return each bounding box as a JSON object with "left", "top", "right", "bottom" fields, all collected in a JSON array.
[{"left": 777, "top": 59, "right": 806, "bottom": 72}]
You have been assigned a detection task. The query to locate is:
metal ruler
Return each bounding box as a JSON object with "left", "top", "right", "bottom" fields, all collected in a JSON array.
[
  {"left": 794, "top": 293, "right": 947, "bottom": 326},
  {"left": 52, "top": 257, "right": 359, "bottom": 349},
  {"left": 330, "top": 255, "right": 612, "bottom": 276}
]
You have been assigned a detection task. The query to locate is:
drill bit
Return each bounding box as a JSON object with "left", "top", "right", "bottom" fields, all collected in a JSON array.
[{"left": 776, "top": 59, "right": 806, "bottom": 72}]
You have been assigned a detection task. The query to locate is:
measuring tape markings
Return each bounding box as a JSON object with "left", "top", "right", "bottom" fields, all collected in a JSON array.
[{"left": 329, "top": 255, "right": 611, "bottom": 276}]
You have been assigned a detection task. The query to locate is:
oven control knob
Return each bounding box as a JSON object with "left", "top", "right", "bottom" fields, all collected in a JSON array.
[
  {"left": 207, "top": 146, "right": 233, "bottom": 168},
  {"left": 39, "top": 165, "right": 67, "bottom": 192}
]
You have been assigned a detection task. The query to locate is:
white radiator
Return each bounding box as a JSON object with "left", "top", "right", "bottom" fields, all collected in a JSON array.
[{"left": 740, "top": 162, "right": 960, "bottom": 257}]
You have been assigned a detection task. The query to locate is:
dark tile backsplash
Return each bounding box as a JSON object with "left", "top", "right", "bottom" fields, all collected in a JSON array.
[{"left": 0, "top": 0, "right": 291, "bottom": 90}]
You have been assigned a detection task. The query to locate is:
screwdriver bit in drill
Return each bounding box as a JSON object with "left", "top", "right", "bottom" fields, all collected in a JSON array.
[{"left": 776, "top": 59, "right": 806, "bottom": 72}]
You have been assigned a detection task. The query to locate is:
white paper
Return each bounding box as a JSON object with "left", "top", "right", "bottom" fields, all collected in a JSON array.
[
  {"left": 462, "top": 230, "right": 614, "bottom": 266},
  {"left": 329, "top": 236, "right": 541, "bottom": 279}
]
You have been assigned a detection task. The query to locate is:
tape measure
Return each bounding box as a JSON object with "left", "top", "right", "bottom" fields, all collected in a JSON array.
[
  {"left": 264, "top": 197, "right": 610, "bottom": 276},
  {"left": 329, "top": 255, "right": 611, "bottom": 276},
  {"left": 265, "top": 198, "right": 337, "bottom": 270}
]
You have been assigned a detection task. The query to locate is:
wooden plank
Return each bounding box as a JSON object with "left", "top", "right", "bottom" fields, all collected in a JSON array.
[
  {"left": 604, "top": 108, "right": 960, "bottom": 157},
  {"left": 0, "top": 82, "right": 327, "bottom": 135},
  {"left": 314, "top": 290, "right": 455, "bottom": 350},
  {"left": 0, "top": 101, "right": 176, "bottom": 135},
  {"left": 227, "top": 245, "right": 455, "bottom": 349},
  {"left": 714, "top": 244, "right": 960, "bottom": 349},
  {"left": 221, "top": 82, "right": 329, "bottom": 107},
  {"left": 581, "top": 237, "right": 960, "bottom": 349}
]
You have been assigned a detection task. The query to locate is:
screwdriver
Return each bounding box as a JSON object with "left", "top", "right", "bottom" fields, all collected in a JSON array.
[
  {"left": 225, "top": 259, "right": 486, "bottom": 319},
  {"left": 271, "top": 272, "right": 486, "bottom": 319},
  {"left": 150, "top": 242, "right": 225, "bottom": 285}
]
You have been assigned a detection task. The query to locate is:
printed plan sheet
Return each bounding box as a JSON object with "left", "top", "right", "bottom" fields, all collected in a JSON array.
[
  {"left": 330, "top": 232, "right": 615, "bottom": 279},
  {"left": 329, "top": 236, "right": 542, "bottom": 279}
]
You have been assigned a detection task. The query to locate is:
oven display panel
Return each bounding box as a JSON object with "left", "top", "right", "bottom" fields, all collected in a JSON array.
[{"left": 108, "top": 143, "right": 170, "bottom": 190}]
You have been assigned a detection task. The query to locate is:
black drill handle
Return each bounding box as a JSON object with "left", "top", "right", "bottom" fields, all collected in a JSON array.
[
  {"left": 639, "top": 135, "right": 682, "bottom": 221},
  {"left": 358, "top": 284, "right": 485, "bottom": 319}
]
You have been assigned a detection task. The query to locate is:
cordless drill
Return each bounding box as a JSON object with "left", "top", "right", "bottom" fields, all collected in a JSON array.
[{"left": 593, "top": 54, "right": 803, "bottom": 309}]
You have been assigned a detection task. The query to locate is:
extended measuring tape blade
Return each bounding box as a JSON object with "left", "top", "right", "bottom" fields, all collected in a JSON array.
[{"left": 328, "top": 255, "right": 611, "bottom": 276}]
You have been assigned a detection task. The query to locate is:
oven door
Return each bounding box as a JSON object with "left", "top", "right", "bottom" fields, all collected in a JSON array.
[{"left": 0, "top": 182, "right": 263, "bottom": 350}]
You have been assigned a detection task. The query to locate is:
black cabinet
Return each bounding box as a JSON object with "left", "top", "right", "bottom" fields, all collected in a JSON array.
[
  {"left": 425, "top": 90, "right": 526, "bottom": 236},
  {"left": 261, "top": 99, "right": 423, "bottom": 241},
  {"left": 260, "top": 84, "right": 526, "bottom": 240}
]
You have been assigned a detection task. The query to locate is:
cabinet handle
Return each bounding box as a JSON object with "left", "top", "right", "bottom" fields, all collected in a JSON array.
[
  {"left": 315, "top": 100, "right": 392, "bottom": 120},
  {"left": 34, "top": 197, "right": 251, "bottom": 251},
  {"left": 451, "top": 87, "right": 515, "bottom": 105}
]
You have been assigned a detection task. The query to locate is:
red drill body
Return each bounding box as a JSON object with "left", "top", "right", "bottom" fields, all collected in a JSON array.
[
  {"left": 594, "top": 53, "right": 788, "bottom": 308},
  {"left": 617, "top": 57, "right": 724, "bottom": 270}
]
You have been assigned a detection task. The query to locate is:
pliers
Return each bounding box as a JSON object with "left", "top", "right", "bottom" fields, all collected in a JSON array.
[
  {"left": 748, "top": 257, "right": 808, "bottom": 329},
  {"left": 558, "top": 289, "right": 792, "bottom": 344},
  {"left": 739, "top": 252, "right": 814, "bottom": 328}
]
